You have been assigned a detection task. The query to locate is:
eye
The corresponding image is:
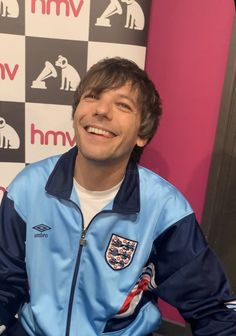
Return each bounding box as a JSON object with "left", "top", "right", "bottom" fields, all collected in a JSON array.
[
  {"left": 83, "top": 92, "right": 98, "bottom": 100},
  {"left": 117, "top": 102, "right": 132, "bottom": 111}
]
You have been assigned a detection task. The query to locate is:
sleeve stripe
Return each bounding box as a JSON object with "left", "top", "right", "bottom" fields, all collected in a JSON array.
[{"left": 225, "top": 300, "right": 236, "bottom": 311}]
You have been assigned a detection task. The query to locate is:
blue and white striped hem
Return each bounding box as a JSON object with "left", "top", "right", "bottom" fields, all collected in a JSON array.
[{"left": 225, "top": 300, "right": 236, "bottom": 311}]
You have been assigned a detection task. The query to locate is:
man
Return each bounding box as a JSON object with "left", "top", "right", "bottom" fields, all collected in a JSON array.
[{"left": 0, "top": 57, "right": 235, "bottom": 336}]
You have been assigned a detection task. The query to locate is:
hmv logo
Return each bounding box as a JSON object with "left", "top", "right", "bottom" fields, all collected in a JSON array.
[
  {"left": 31, "top": 123, "right": 75, "bottom": 147},
  {"left": 0, "top": 63, "right": 19, "bottom": 80},
  {"left": 31, "top": 0, "right": 84, "bottom": 17},
  {"left": 0, "top": 117, "right": 20, "bottom": 149}
]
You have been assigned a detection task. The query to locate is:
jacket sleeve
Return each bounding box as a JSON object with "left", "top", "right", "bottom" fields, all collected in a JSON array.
[
  {"left": 0, "top": 192, "right": 29, "bottom": 328},
  {"left": 151, "top": 213, "right": 236, "bottom": 335}
]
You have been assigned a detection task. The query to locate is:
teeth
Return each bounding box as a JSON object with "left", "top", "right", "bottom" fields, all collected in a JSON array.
[{"left": 87, "top": 126, "right": 112, "bottom": 136}]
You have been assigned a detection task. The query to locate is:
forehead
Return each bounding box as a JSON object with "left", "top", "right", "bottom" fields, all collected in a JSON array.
[
  {"left": 111, "top": 82, "right": 139, "bottom": 97},
  {"left": 86, "top": 81, "right": 139, "bottom": 100}
]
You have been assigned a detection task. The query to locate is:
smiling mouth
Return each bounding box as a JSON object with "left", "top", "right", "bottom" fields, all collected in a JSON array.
[{"left": 85, "top": 126, "right": 116, "bottom": 138}]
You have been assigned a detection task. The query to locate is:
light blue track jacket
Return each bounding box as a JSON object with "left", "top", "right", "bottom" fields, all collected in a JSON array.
[{"left": 0, "top": 147, "right": 236, "bottom": 336}]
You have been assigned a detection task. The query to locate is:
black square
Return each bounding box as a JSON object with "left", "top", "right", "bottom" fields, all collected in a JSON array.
[{"left": 26, "top": 37, "right": 88, "bottom": 105}]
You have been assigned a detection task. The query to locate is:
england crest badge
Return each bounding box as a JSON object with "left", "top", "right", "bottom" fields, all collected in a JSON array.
[{"left": 105, "top": 234, "right": 138, "bottom": 270}]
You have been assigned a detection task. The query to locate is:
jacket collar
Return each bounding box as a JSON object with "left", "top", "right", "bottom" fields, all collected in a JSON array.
[{"left": 45, "top": 147, "right": 140, "bottom": 213}]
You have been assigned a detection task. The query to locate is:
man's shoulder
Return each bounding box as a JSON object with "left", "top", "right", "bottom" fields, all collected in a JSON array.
[
  {"left": 7, "top": 153, "right": 62, "bottom": 194},
  {"left": 138, "top": 165, "right": 193, "bottom": 221},
  {"left": 138, "top": 165, "right": 181, "bottom": 195}
]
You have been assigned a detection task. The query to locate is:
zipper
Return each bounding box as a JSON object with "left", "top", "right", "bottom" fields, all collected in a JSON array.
[
  {"left": 65, "top": 243, "right": 84, "bottom": 336},
  {"left": 65, "top": 206, "right": 112, "bottom": 336},
  {"left": 65, "top": 202, "right": 86, "bottom": 336},
  {"left": 45, "top": 191, "right": 85, "bottom": 336},
  {"left": 79, "top": 229, "right": 87, "bottom": 246},
  {"left": 64, "top": 206, "right": 133, "bottom": 335}
]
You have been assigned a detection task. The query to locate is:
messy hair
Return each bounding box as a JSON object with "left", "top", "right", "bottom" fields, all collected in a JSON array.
[{"left": 72, "top": 57, "right": 162, "bottom": 162}]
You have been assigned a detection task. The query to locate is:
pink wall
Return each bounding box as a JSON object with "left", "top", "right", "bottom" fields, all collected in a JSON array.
[{"left": 143, "top": 0, "right": 235, "bottom": 323}]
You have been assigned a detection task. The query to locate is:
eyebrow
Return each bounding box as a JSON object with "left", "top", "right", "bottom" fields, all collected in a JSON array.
[{"left": 118, "top": 94, "right": 138, "bottom": 107}]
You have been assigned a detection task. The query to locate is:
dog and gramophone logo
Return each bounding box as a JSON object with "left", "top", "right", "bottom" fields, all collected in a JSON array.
[
  {"left": 26, "top": 37, "right": 87, "bottom": 105},
  {"left": 0, "top": 0, "right": 25, "bottom": 35},
  {"left": 0, "top": 102, "right": 25, "bottom": 163},
  {"left": 89, "top": 0, "right": 151, "bottom": 46}
]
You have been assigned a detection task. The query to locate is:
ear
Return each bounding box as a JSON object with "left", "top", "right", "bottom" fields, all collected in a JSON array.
[{"left": 136, "top": 136, "right": 148, "bottom": 148}]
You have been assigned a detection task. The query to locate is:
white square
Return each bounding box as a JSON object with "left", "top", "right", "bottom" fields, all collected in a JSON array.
[
  {"left": 25, "top": 0, "right": 90, "bottom": 41},
  {"left": 25, "top": 103, "right": 75, "bottom": 163},
  {"left": 87, "top": 41, "right": 146, "bottom": 70},
  {"left": 0, "top": 163, "right": 25, "bottom": 203},
  {"left": 0, "top": 34, "right": 25, "bottom": 102}
]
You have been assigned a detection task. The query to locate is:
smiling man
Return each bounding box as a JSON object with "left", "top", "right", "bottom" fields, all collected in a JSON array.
[
  {"left": 0, "top": 58, "right": 236, "bottom": 336},
  {"left": 73, "top": 82, "right": 147, "bottom": 190}
]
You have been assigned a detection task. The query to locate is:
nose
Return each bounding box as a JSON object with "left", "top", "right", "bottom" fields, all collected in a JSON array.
[{"left": 94, "top": 96, "right": 113, "bottom": 119}]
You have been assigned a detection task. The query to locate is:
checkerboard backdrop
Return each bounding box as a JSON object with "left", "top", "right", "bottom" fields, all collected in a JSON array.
[{"left": 0, "top": 0, "right": 151, "bottom": 202}]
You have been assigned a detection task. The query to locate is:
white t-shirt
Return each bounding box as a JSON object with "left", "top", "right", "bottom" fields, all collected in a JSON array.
[{"left": 74, "top": 179, "right": 123, "bottom": 229}]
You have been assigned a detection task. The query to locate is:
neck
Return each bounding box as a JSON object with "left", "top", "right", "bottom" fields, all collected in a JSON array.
[{"left": 74, "top": 154, "right": 129, "bottom": 191}]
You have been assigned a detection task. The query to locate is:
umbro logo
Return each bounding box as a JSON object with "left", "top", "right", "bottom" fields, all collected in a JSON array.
[
  {"left": 33, "top": 224, "right": 51, "bottom": 232},
  {"left": 33, "top": 224, "right": 51, "bottom": 238}
]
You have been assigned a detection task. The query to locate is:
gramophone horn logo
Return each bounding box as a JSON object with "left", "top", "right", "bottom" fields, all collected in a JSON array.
[
  {"left": 31, "top": 61, "right": 57, "bottom": 89},
  {"left": 95, "top": 0, "right": 122, "bottom": 27}
]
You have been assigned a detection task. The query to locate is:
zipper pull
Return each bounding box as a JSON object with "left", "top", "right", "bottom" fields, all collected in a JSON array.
[{"left": 80, "top": 230, "right": 87, "bottom": 246}]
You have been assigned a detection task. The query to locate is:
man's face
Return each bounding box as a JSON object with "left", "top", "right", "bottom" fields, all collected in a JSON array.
[{"left": 73, "top": 82, "right": 147, "bottom": 166}]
